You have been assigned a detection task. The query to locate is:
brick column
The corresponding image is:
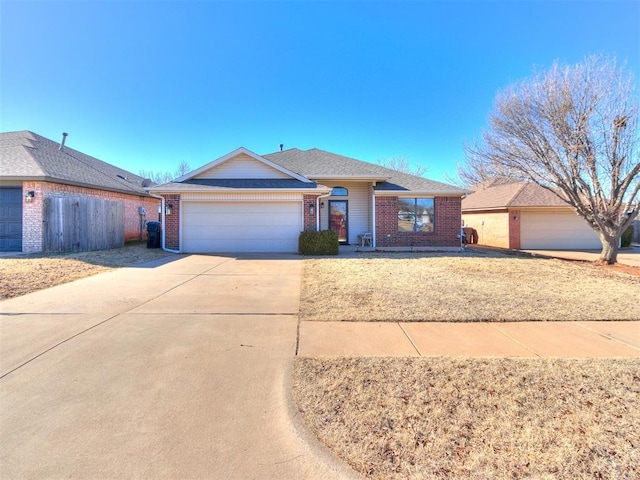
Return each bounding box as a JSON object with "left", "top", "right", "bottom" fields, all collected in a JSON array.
[
  {"left": 303, "top": 194, "right": 320, "bottom": 231},
  {"left": 22, "top": 181, "right": 44, "bottom": 253},
  {"left": 508, "top": 209, "right": 521, "bottom": 249},
  {"left": 163, "top": 194, "right": 181, "bottom": 250}
]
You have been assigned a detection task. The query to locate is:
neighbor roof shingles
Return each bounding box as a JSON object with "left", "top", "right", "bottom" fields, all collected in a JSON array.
[
  {"left": 0, "top": 131, "right": 151, "bottom": 197},
  {"left": 462, "top": 181, "right": 569, "bottom": 210}
]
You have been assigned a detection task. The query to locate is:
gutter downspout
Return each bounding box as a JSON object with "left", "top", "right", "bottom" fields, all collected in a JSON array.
[
  {"left": 371, "top": 183, "right": 376, "bottom": 248},
  {"left": 148, "top": 192, "right": 181, "bottom": 253},
  {"left": 316, "top": 191, "right": 333, "bottom": 231}
]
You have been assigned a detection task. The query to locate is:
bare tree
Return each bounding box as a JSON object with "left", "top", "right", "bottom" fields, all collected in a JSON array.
[
  {"left": 140, "top": 160, "right": 192, "bottom": 184},
  {"left": 175, "top": 159, "right": 191, "bottom": 178},
  {"left": 459, "top": 55, "right": 639, "bottom": 264},
  {"left": 376, "top": 156, "right": 428, "bottom": 177}
]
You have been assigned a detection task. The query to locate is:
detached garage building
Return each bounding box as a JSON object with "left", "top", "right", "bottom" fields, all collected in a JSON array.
[{"left": 462, "top": 180, "right": 601, "bottom": 250}]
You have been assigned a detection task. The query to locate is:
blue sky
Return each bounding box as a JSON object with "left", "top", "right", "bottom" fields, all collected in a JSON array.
[{"left": 2, "top": 0, "right": 638, "bottom": 183}]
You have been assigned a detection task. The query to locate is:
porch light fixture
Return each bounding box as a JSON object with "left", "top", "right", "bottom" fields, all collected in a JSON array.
[
  {"left": 308, "top": 203, "right": 315, "bottom": 215},
  {"left": 321, "top": 202, "right": 325, "bottom": 208},
  {"left": 25, "top": 190, "right": 35, "bottom": 203},
  {"left": 166, "top": 204, "right": 173, "bottom": 215}
]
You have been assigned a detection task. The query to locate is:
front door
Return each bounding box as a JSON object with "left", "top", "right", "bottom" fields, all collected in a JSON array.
[{"left": 329, "top": 200, "right": 348, "bottom": 243}]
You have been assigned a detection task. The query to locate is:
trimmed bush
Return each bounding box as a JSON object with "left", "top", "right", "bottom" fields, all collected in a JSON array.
[
  {"left": 621, "top": 224, "right": 634, "bottom": 248},
  {"left": 298, "top": 230, "right": 339, "bottom": 255}
]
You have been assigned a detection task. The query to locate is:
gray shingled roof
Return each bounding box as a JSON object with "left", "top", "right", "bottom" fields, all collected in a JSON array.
[
  {"left": 264, "top": 148, "right": 465, "bottom": 194},
  {"left": 0, "top": 131, "right": 152, "bottom": 197},
  {"left": 462, "top": 181, "right": 569, "bottom": 210}
]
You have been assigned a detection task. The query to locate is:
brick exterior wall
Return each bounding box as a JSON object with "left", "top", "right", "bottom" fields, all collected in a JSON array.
[
  {"left": 162, "top": 194, "right": 181, "bottom": 250},
  {"left": 375, "top": 196, "right": 462, "bottom": 249},
  {"left": 508, "top": 209, "right": 521, "bottom": 250},
  {"left": 303, "top": 194, "right": 320, "bottom": 231},
  {"left": 21, "top": 181, "right": 159, "bottom": 253}
]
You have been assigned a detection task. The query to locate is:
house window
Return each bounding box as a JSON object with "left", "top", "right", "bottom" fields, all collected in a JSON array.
[
  {"left": 331, "top": 187, "right": 348, "bottom": 196},
  {"left": 398, "top": 198, "right": 434, "bottom": 232}
]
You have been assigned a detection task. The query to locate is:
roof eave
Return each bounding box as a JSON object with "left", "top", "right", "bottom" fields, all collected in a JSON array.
[
  {"left": 376, "top": 190, "right": 468, "bottom": 197},
  {"left": 176, "top": 147, "right": 314, "bottom": 184},
  {"left": 462, "top": 206, "right": 508, "bottom": 212},
  {"left": 309, "top": 175, "right": 390, "bottom": 182},
  {"left": 462, "top": 204, "right": 573, "bottom": 211},
  {"left": 0, "top": 175, "right": 152, "bottom": 197},
  {"left": 148, "top": 186, "right": 332, "bottom": 194}
]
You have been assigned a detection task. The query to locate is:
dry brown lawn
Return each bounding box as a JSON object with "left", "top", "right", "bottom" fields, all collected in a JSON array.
[
  {"left": 0, "top": 243, "right": 170, "bottom": 300},
  {"left": 294, "top": 356, "right": 640, "bottom": 480},
  {"left": 301, "top": 250, "right": 640, "bottom": 321}
]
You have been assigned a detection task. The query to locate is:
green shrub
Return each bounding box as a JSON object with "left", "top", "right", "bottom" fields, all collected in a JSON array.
[
  {"left": 621, "top": 224, "right": 634, "bottom": 248},
  {"left": 298, "top": 230, "right": 339, "bottom": 255}
]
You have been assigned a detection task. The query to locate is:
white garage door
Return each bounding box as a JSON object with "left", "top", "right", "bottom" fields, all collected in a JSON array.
[
  {"left": 521, "top": 210, "right": 602, "bottom": 250},
  {"left": 182, "top": 202, "right": 302, "bottom": 253}
]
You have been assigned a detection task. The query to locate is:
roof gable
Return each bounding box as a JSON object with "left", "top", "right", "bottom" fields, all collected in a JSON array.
[
  {"left": 176, "top": 147, "right": 312, "bottom": 183},
  {"left": 510, "top": 182, "right": 569, "bottom": 207}
]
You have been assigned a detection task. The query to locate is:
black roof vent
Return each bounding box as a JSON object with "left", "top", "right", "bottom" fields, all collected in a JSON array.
[{"left": 59, "top": 132, "right": 68, "bottom": 151}]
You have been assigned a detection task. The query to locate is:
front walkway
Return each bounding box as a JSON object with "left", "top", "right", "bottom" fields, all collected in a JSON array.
[{"left": 298, "top": 321, "right": 640, "bottom": 357}]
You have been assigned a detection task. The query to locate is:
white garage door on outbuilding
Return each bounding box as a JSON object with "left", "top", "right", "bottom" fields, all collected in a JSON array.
[
  {"left": 182, "top": 201, "right": 302, "bottom": 253},
  {"left": 520, "top": 209, "right": 602, "bottom": 250}
]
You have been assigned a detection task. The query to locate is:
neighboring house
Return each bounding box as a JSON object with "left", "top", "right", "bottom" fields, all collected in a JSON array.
[
  {"left": 461, "top": 180, "right": 601, "bottom": 250},
  {"left": 0, "top": 131, "right": 159, "bottom": 252},
  {"left": 149, "top": 147, "right": 466, "bottom": 253}
]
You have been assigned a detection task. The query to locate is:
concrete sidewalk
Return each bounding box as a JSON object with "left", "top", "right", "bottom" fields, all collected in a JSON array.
[
  {"left": 298, "top": 321, "right": 640, "bottom": 357},
  {"left": 1, "top": 254, "right": 361, "bottom": 480}
]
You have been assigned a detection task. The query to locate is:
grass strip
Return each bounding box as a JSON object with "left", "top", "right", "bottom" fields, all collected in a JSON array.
[{"left": 294, "top": 356, "right": 640, "bottom": 479}]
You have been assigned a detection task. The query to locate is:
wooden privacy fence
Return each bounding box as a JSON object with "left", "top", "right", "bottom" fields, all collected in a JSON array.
[{"left": 44, "top": 196, "right": 124, "bottom": 252}]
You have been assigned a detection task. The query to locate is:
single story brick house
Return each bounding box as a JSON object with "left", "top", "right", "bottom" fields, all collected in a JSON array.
[
  {"left": 461, "top": 180, "right": 601, "bottom": 250},
  {"left": 0, "top": 131, "right": 159, "bottom": 252},
  {"left": 149, "top": 147, "right": 467, "bottom": 253}
]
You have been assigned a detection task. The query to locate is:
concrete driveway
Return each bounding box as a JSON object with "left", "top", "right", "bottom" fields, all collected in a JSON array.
[{"left": 0, "top": 254, "right": 360, "bottom": 480}]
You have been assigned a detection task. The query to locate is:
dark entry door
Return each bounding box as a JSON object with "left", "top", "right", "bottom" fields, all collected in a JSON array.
[
  {"left": 329, "top": 200, "right": 348, "bottom": 243},
  {"left": 0, "top": 188, "right": 23, "bottom": 251}
]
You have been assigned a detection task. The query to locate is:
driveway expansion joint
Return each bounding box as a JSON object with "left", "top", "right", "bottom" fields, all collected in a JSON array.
[{"left": 0, "top": 313, "right": 121, "bottom": 380}]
